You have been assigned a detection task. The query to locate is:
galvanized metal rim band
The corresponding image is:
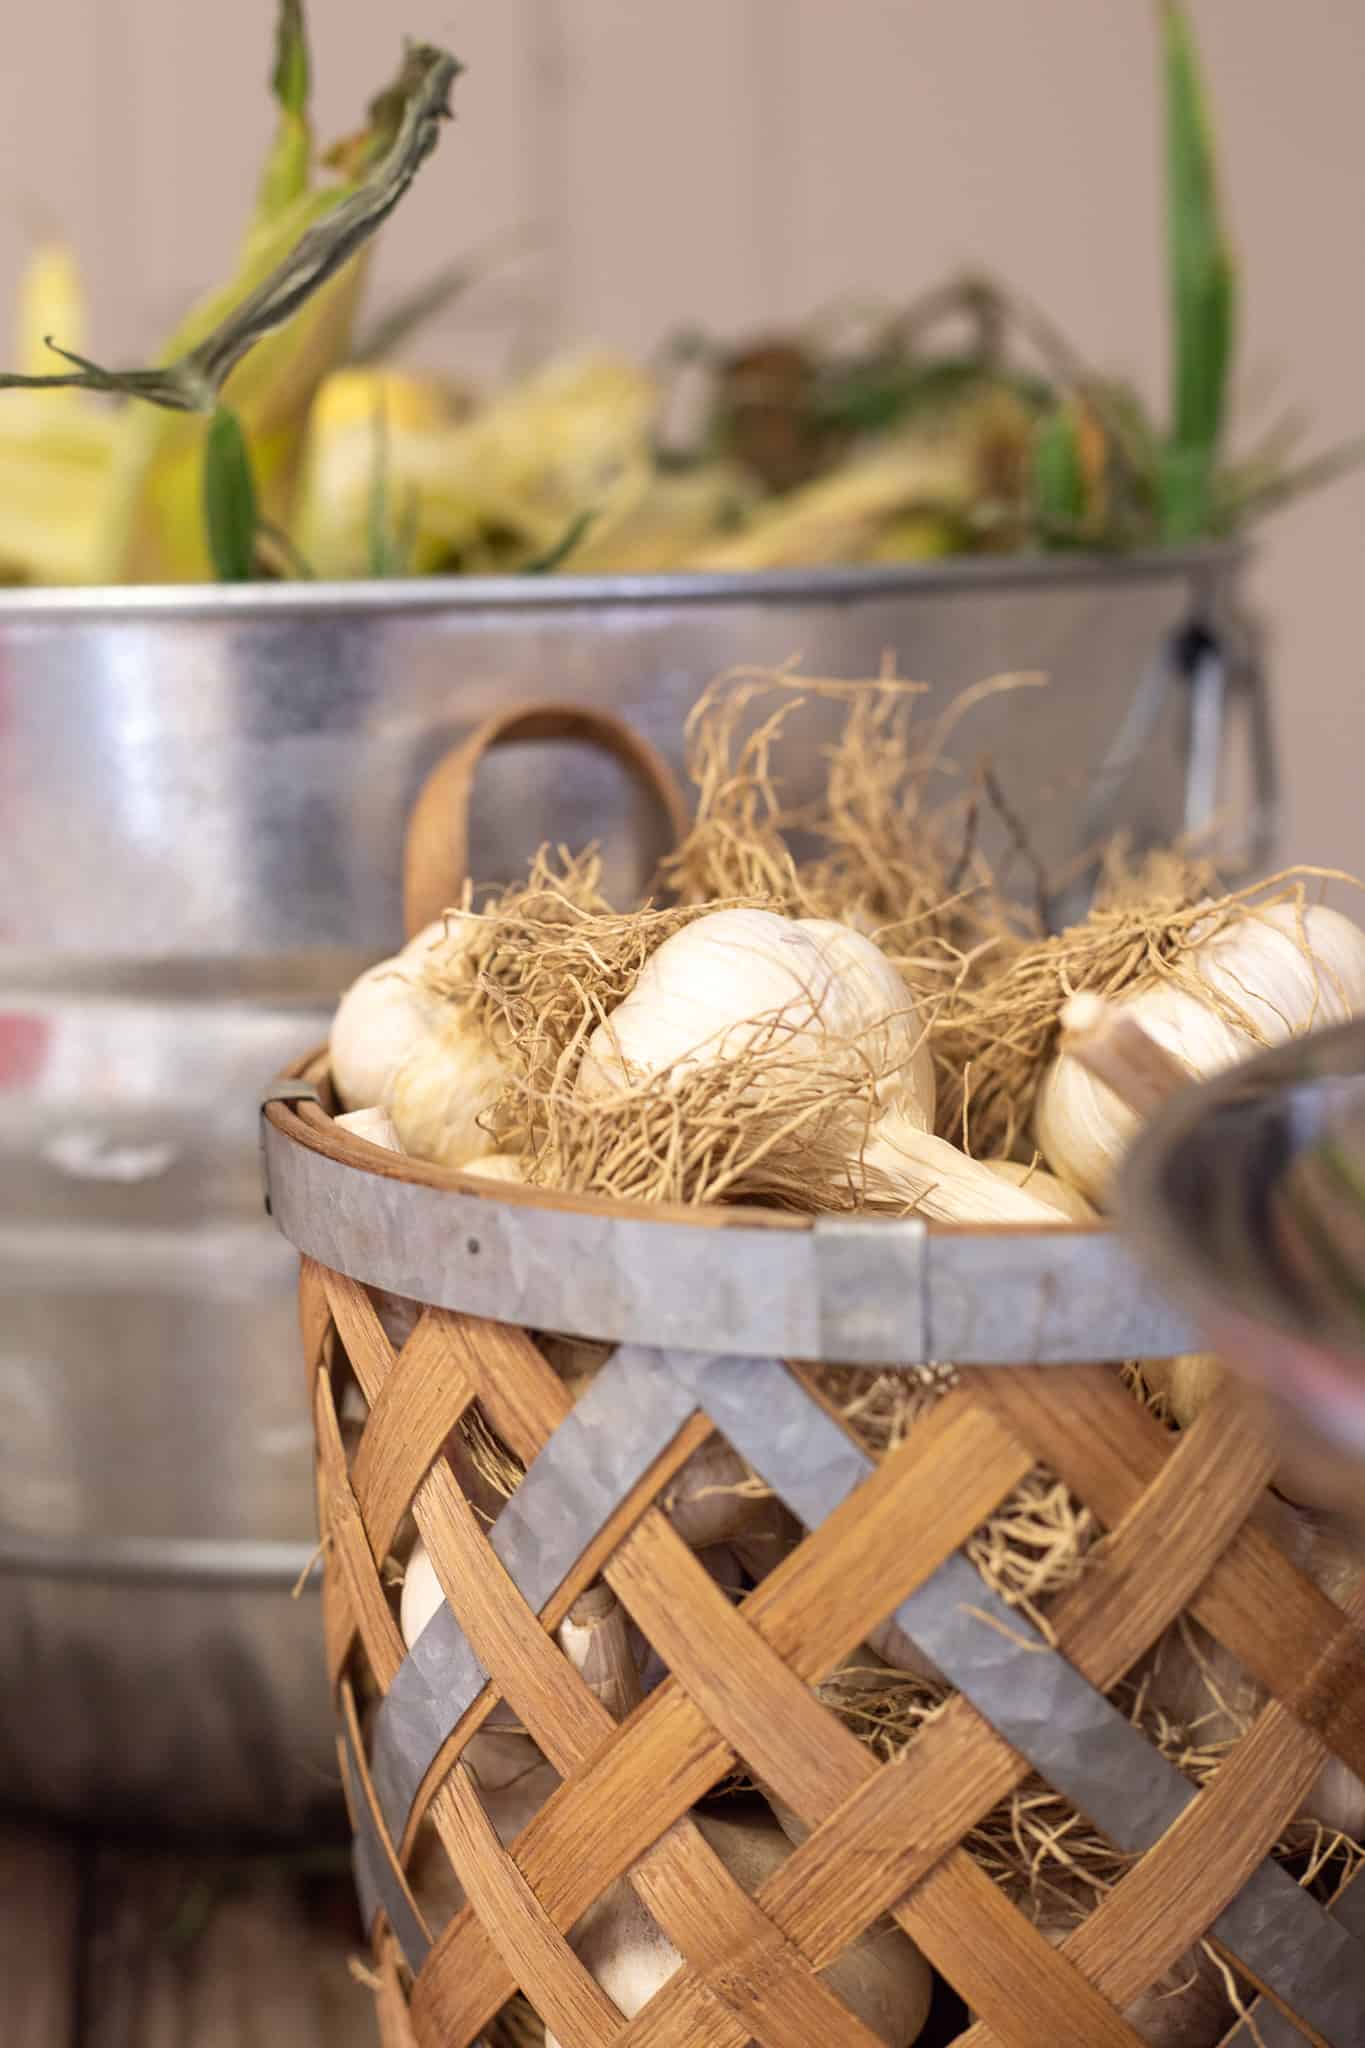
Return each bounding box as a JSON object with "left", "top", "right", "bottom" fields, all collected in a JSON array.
[
  {"left": 0, "top": 539, "right": 1243, "bottom": 625},
  {"left": 0, "top": 1530, "right": 319, "bottom": 1589},
  {"left": 263, "top": 1073, "right": 1196, "bottom": 1366}
]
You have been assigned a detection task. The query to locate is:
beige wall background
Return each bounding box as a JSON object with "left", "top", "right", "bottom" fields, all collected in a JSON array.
[{"left": 1, "top": 1, "right": 1361, "bottom": 872}]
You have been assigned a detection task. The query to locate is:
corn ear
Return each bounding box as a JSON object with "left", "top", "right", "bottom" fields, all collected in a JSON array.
[
  {"left": 685, "top": 433, "right": 973, "bottom": 571},
  {"left": 292, "top": 352, "right": 656, "bottom": 577},
  {"left": 0, "top": 26, "right": 460, "bottom": 582},
  {"left": 292, "top": 368, "right": 459, "bottom": 577},
  {"left": 17, "top": 242, "right": 89, "bottom": 385},
  {"left": 0, "top": 243, "right": 116, "bottom": 583}
]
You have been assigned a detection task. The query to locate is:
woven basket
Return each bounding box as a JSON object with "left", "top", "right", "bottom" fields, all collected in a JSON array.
[{"left": 264, "top": 703, "right": 1365, "bottom": 2048}]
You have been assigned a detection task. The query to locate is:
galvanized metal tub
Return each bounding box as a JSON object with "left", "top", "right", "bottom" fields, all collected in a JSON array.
[{"left": 0, "top": 545, "right": 1269, "bottom": 1834}]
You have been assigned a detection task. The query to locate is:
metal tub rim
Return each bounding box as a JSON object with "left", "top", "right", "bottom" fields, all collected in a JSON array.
[{"left": 0, "top": 540, "right": 1244, "bottom": 626}]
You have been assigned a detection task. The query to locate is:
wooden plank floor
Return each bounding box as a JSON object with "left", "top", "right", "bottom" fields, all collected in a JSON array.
[
  {"left": 0, "top": 1817, "right": 979, "bottom": 2045},
  {"left": 0, "top": 1819, "right": 378, "bottom": 2048}
]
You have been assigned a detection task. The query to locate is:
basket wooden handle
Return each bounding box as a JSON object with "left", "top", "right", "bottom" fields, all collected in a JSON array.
[{"left": 402, "top": 700, "right": 692, "bottom": 940}]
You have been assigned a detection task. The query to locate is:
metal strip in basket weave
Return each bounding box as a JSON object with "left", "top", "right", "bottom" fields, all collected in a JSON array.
[
  {"left": 263, "top": 1114, "right": 1196, "bottom": 1362},
  {"left": 356, "top": 1343, "right": 1365, "bottom": 2039},
  {"left": 371, "top": 1348, "right": 698, "bottom": 1831},
  {"left": 340, "top": 1713, "right": 432, "bottom": 1972},
  {"left": 1224, "top": 1874, "right": 1365, "bottom": 2044}
]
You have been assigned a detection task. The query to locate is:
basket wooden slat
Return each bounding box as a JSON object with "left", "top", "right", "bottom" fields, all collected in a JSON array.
[{"left": 984, "top": 1366, "right": 1365, "bottom": 1782}]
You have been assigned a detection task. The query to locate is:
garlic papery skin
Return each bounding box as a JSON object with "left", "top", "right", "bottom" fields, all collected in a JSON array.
[
  {"left": 330, "top": 913, "right": 506, "bottom": 1168},
  {"left": 1037, "top": 900, "right": 1365, "bottom": 1202},
  {"left": 576, "top": 906, "right": 934, "bottom": 1124},
  {"left": 862, "top": 1108, "right": 1080, "bottom": 1224},
  {"left": 980, "top": 1157, "right": 1096, "bottom": 1222}
]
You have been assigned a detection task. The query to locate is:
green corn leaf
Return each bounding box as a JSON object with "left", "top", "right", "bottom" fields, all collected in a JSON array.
[
  {"left": 525, "top": 509, "right": 597, "bottom": 575},
  {"left": 1032, "top": 406, "right": 1086, "bottom": 539},
  {"left": 257, "top": 0, "right": 313, "bottom": 222},
  {"left": 1160, "top": 0, "right": 1237, "bottom": 540},
  {"left": 202, "top": 408, "right": 259, "bottom": 581}
]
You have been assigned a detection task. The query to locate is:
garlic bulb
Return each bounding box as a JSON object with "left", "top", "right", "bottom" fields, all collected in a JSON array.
[
  {"left": 1037, "top": 901, "right": 1365, "bottom": 1202},
  {"left": 331, "top": 920, "right": 464, "bottom": 1111},
  {"left": 661, "top": 1435, "right": 801, "bottom": 1580},
  {"left": 862, "top": 1108, "right": 1086, "bottom": 1224},
  {"left": 407, "top": 1749, "right": 560, "bottom": 1937},
  {"left": 399, "top": 1537, "right": 447, "bottom": 1651},
  {"left": 546, "top": 1811, "right": 932, "bottom": 2048},
  {"left": 330, "top": 914, "right": 506, "bottom": 1168},
  {"left": 578, "top": 907, "right": 934, "bottom": 1125}
]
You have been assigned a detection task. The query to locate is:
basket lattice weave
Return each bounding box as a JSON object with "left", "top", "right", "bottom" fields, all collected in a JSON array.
[
  {"left": 270, "top": 703, "right": 1365, "bottom": 2047},
  {"left": 284, "top": 1210, "right": 1365, "bottom": 2048}
]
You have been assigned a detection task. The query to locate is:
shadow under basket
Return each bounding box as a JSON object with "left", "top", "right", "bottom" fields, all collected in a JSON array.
[{"left": 263, "top": 1069, "right": 1365, "bottom": 2048}]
